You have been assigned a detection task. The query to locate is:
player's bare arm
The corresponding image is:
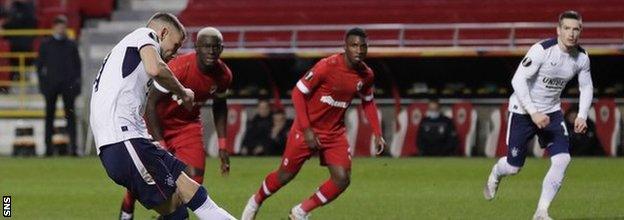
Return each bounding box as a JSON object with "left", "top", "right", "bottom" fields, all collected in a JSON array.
[
  {"left": 140, "top": 45, "right": 194, "bottom": 110},
  {"left": 145, "top": 86, "right": 167, "bottom": 145},
  {"left": 213, "top": 96, "right": 230, "bottom": 175}
]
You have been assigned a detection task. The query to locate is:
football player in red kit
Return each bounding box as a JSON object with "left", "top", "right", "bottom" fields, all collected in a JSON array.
[
  {"left": 119, "top": 27, "right": 233, "bottom": 220},
  {"left": 242, "top": 28, "right": 385, "bottom": 220}
]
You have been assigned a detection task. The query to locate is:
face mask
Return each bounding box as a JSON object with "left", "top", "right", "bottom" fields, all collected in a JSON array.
[{"left": 426, "top": 110, "right": 440, "bottom": 119}]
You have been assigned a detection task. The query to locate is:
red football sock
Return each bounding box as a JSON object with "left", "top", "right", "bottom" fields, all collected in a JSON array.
[
  {"left": 300, "top": 179, "right": 344, "bottom": 212},
  {"left": 254, "top": 171, "right": 283, "bottom": 204},
  {"left": 121, "top": 191, "right": 135, "bottom": 213}
]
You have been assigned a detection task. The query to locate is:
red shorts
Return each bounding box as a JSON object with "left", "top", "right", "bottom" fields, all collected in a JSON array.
[
  {"left": 162, "top": 123, "right": 206, "bottom": 170},
  {"left": 280, "top": 129, "right": 351, "bottom": 173}
]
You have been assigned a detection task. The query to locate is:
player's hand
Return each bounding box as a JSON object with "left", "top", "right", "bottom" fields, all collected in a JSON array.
[
  {"left": 180, "top": 88, "right": 195, "bottom": 111},
  {"left": 218, "top": 149, "right": 230, "bottom": 176},
  {"left": 303, "top": 128, "right": 321, "bottom": 151},
  {"left": 574, "top": 117, "right": 588, "bottom": 134},
  {"left": 530, "top": 112, "right": 550, "bottom": 129},
  {"left": 373, "top": 135, "right": 386, "bottom": 155}
]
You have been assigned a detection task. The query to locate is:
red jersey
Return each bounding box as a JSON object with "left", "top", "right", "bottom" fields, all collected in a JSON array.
[
  {"left": 156, "top": 52, "right": 232, "bottom": 130},
  {"left": 294, "top": 53, "right": 375, "bottom": 138}
]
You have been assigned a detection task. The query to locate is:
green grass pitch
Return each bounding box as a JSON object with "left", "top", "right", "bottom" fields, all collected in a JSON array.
[{"left": 1, "top": 157, "right": 623, "bottom": 219}]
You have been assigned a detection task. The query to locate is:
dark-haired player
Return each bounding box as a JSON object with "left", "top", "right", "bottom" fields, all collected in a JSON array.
[
  {"left": 483, "top": 11, "right": 593, "bottom": 220},
  {"left": 241, "top": 28, "right": 385, "bottom": 220}
]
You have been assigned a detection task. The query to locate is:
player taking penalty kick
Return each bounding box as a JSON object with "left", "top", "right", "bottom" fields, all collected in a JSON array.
[
  {"left": 241, "top": 28, "right": 385, "bottom": 220},
  {"left": 483, "top": 11, "right": 593, "bottom": 220},
  {"left": 118, "top": 27, "right": 233, "bottom": 220},
  {"left": 89, "top": 13, "right": 234, "bottom": 219}
]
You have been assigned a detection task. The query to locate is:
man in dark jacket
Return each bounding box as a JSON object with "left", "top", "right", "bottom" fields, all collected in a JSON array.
[
  {"left": 241, "top": 99, "right": 273, "bottom": 156},
  {"left": 564, "top": 108, "right": 604, "bottom": 156},
  {"left": 36, "top": 15, "right": 81, "bottom": 156},
  {"left": 417, "top": 99, "right": 459, "bottom": 156}
]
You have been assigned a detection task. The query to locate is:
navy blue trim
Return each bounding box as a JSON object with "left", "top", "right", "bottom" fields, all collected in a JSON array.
[
  {"left": 540, "top": 38, "right": 557, "bottom": 49},
  {"left": 148, "top": 32, "right": 159, "bottom": 44},
  {"left": 187, "top": 186, "right": 207, "bottom": 211},
  {"left": 122, "top": 47, "right": 141, "bottom": 78},
  {"left": 577, "top": 45, "right": 586, "bottom": 54}
]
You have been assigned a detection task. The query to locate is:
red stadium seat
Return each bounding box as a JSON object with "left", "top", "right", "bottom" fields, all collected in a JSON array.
[
  {"left": 346, "top": 105, "right": 382, "bottom": 157},
  {"left": 389, "top": 102, "right": 428, "bottom": 157},
  {"left": 79, "top": 0, "right": 113, "bottom": 18},
  {"left": 179, "top": 0, "right": 624, "bottom": 47},
  {"left": 0, "top": 38, "right": 10, "bottom": 90}
]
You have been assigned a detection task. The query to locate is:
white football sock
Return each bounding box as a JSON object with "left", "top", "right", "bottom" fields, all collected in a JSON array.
[
  {"left": 537, "top": 153, "right": 571, "bottom": 211},
  {"left": 490, "top": 157, "right": 521, "bottom": 180}
]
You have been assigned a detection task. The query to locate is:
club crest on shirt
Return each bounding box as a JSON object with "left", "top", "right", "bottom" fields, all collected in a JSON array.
[
  {"left": 304, "top": 71, "right": 314, "bottom": 81},
  {"left": 356, "top": 81, "right": 363, "bottom": 91},
  {"left": 521, "top": 57, "right": 532, "bottom": 67}
]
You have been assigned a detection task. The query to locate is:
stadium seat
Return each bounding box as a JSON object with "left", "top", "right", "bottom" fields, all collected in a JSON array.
[
  {"left": 179, "top": 0, "right": 624, "bottom": 47},
  {"left": 207, "top": 104, "right": 247, "bottom": 157},
  {"left": 451, "top": 102, "right": 477, "bottom": 157},
  {"left": 389, "top": 102, "right": 427, "bottom": 157},
  {"left": 346, "top": 105, "right": 382, "bottom": 157},
  {"left": 0, "top": 39, "right": 11, "bottom": 90},
  {"left": 589, "top": 98, "right": 621, "bottom": 157},
  {"left": 484, "top": 103, "right": 508, "bottom": 158},
  {"left": 79, "top": 0, "right": 113, "bottom": 18}
]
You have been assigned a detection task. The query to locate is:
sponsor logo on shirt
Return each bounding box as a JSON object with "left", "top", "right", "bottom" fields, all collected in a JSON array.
[
  {"left": 320, "top": 96, "right": 348, "bottom": 108},
  {"left": 521, "top": 57, "right": 532, "bottom": 67},
  {"left": 356, "top": 81, "right": 363, "bottom": 91},
  {"left": 542, "top": 77, "right": 567, "bottom": 89},
  {"left": 304, "top": 71, "right": 314, "bottom": 81}
]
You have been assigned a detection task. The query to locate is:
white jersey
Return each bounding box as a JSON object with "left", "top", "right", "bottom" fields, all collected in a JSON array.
[
  {"left": 90, "top": 27, "right": 160, "bottom": 153},
  {"left": 509, "top": 38, "right": 593, "bottom": 119}
]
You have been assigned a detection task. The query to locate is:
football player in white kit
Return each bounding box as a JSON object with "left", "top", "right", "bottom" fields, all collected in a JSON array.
[
  {"left": 483, "top": 11, "right": 593, "bottom": 220},
  {"left": 89, "top": 13, "right": 235, "bottom": 219}
]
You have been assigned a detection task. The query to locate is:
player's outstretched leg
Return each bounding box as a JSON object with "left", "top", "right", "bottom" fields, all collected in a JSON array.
[
  {"left": 156, "top": 172, "right": 235, "bottom": 220},
  {"left": 290, "top": 165, "right": 350, "bottom": 220},
  {"left": 484, "top": 157, "right": 521, "bottom": 200},
  {"left": 533, "top": 153, "right": 570, "bottom": 220},
  {"left": 119, "top": 191, "right": 136, "bottom": 220},
  {"left": 242, "top": 169, "right": 298, "bottom": 220}
]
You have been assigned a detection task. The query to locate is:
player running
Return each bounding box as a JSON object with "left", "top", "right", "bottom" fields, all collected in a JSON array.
[
  {"left": 482, "top": 11, "right": 593, "bottom": 220},
  {"left": 118, "top": 27, "right": 233, "bottom": 220},
  {"left": 241, "top": 28, "right": 385, "bottom": 220},
  {"left": 90, "top": 13, "right": 234, "bottom": 219}
]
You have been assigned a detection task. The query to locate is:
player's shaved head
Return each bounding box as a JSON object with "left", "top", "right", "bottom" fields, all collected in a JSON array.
[
  {"left": 147, "top": 12, "right": 186, "bottom": 39},
  {"left": 197, "top": 27, "right": 223, "bottom": 41}
]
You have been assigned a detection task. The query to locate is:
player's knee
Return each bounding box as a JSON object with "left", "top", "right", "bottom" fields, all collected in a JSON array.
[
  {"left": 183, "top": 166, "right": 205, "bottom": 184},
  {"left": 331, "top": 173, "right": 350, "bottom": 189},
  {"left": 500, "top": 157, "right": 521, "bottom": 175},
  {"left": 551, "top": 153, "right": 571, "bottom": 167},
  {"left": 153, "top": 198, "right": 180, "bottom": 215},
  {"left": 277, "top": 170, "right": 296, "bottom": 185},
  {"left": 508, "top": 165, "right": 521, "bottom": 175}
]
